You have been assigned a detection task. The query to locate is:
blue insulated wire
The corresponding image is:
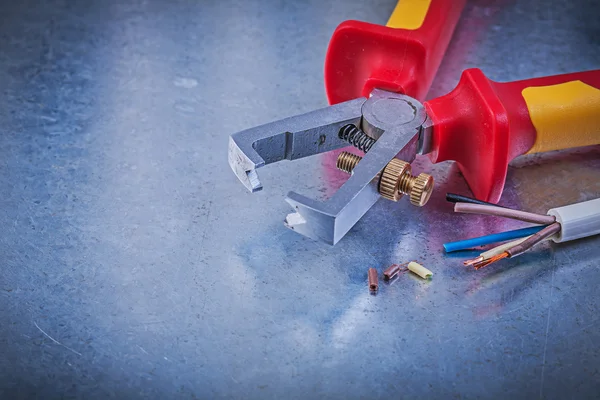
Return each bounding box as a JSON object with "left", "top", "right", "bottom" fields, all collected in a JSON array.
[{"left": 443, "top": 225, "right": 546, "bottom": 253}]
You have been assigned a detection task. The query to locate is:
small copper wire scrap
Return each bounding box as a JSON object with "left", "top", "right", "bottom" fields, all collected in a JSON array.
[
  {"left": 383, "top": 263, "right": 408, "bottom": 280},
  {"left": 368, "top": 268, "right": 379, "bottom": 292},
  {"left": 383, "top": 264, "right": 400, "bottom": 280}
]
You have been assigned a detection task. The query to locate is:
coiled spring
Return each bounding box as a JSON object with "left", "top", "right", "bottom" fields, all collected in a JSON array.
[{"left": 338, "top": 124, "right": 376, "bottom": 153}]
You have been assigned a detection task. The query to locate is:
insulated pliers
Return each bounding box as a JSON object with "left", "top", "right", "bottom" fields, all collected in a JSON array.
[{"left": 228, "top": 0, "right": 600, "bottom": 244}]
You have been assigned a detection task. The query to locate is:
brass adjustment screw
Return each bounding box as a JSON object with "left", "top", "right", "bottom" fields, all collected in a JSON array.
[
  {"left": 336, "top": 151, "right": 434, "bottom": 207},
  {"left": 335, "top": 151, "right": 362, "bottom": 174}
]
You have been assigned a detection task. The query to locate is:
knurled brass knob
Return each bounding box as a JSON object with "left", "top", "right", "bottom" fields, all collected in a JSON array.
[
  {"left": 379, "top": 159, "right": 411, "bottom": 201},
  {"left": 336, "top": 151, "right": 435, "bottom": 207},
  {"left": 408, "top": 173, "right": 434, "bottom": 207}
]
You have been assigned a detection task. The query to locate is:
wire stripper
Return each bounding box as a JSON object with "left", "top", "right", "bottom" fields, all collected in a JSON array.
[{"left": 228, "top": 0, "right": 600, "bottom": 244}]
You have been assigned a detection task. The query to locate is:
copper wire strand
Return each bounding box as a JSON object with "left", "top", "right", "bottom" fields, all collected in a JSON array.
[
  {"left": 463, "top": 256, "right": 483, "bottom": 266},
  {"left": 473, "top": 253, "right": 508, "bottom": 270},
  {"left": 472, "top": 223, "right": 561, "bottom": 269},
  {"left": 454, "top": 203, "right": 556, "bottom": 225}
]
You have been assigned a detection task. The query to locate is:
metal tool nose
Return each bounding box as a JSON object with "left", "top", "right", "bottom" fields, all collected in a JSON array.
[
  {"left": 228, "top": 98, "right": 366, "bottom": 192},
  {"left": 228, "top": 89, "right": 430, "bottom": 244},
  {"left": 283, "top": 91, "right": 429, "bottom": 244}
]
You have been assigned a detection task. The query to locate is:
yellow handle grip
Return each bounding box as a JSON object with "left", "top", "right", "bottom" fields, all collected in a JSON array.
[
  {"left": 523, "top": 79, "right": 600, "bottom": 154},
  {"left": 386, "top": 0, "right": 432, "bottom": 29}
]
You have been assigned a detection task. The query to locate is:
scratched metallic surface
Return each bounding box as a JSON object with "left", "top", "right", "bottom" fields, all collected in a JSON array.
[{"left": 0, "top": 0, "right": 599, "bottom": 398}]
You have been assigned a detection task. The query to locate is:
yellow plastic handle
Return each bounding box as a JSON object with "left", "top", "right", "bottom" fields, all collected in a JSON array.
[
  {"left": 386, "top": 0, "right": 432, "bottom": 30},
  {"left": 523, "top": 80, "right": 600, "bottom": 153}
]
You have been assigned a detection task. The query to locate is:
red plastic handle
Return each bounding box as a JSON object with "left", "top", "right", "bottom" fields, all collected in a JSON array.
[
  {"left": 425, "top": 68, "right": 600, "bottom": 203},
  {"left": 324, "top": 0, "right": 466, "bottom": 105}
]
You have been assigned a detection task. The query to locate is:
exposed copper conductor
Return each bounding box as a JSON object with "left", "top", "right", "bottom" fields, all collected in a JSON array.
[
  {"left": 473, "top": 252, "right": 508, "bottom": 270},
  {"left": 463, "top": 256, "right": 483, "bottom": 266},
  {"left": 368, "top": 268, "right": 379, "bottom": 292}
]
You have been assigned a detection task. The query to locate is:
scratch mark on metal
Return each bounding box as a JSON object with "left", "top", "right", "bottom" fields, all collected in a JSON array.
[
  {"left": 34, "top": 321, "right": 82, "bottom": 356},
  {"left": 506, "top": 305, "right": 525, "bottom": 314},
  {"left": 354, "top": 240, "right": 378, "bottom": 265}
]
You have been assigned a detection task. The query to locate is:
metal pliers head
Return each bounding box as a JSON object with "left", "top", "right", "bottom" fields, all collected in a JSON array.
[{"left": 228, "top": 90, "right": 433, "bottom": 244}]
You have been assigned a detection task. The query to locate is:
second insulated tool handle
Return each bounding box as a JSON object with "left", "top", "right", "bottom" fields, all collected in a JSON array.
[{"left": 324, "top": 0, "right": 466, "bottom": 104}]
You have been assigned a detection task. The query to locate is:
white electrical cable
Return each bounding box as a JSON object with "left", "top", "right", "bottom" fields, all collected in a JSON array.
[
  {"left": 466, "top": 197, "right": 600, "bottom": 269},
  {"left": 547, "top": 198, "right": 600, "bottom": 243}
]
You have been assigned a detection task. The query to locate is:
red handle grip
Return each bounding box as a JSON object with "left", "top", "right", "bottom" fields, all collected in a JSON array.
[
  {"left": 425, "top": 68, "right": 600, "bottom": 203},
  {"left": 324, "top": 0, "right": 466, "bottom": 105}
]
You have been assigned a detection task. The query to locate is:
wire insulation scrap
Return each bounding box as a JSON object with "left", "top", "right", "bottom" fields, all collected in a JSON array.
[
  {"left": 383, "top": 264, "right": 400, "bottom": 281},
  {"left": 368, "top": 268, "right": 379, "bottom": 292},
  {"left": 383, "top": 262, "right": 408, "bottom": 280},
  {"left": 408, "top": 262, "right": 432, "bottom": 279}
]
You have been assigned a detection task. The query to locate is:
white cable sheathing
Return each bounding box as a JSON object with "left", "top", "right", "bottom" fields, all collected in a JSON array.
[{"left": 547, "top": 198, "right": 600, "bottom": 243}]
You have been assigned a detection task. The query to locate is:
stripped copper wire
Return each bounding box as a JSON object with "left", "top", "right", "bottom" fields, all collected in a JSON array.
[
  {"left": 463, "top": 256, "right": 483, "bottom": 266},
  {"left": 473, "top": 252, "right": 508, "bottom": 270}
]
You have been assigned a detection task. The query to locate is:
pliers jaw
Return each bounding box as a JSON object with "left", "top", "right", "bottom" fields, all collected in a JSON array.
[
  {"left": 228, "top": 90, "right": 430, "bottom": 244},
  {"left": 228, "top": 98, "right": 366, "bottom": 193}
]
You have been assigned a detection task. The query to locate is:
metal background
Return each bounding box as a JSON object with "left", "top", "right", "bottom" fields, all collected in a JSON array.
[{"left": 1, "top": 0, "right": 599, "bottom": 398}]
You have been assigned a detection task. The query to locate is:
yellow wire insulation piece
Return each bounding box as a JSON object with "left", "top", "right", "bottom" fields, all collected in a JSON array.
[{"left": 408, "top": 261, "right": 432, "bottom": 279}]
